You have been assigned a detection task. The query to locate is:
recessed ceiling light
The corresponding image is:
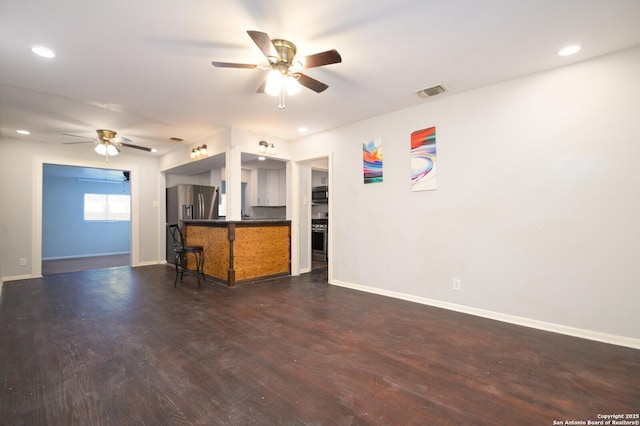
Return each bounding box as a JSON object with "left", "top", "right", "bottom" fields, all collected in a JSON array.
[
  {"left": 31, "top": 45, "right": 56, "bottom": 58},
  {"left": 16, "top": 129, "right": 30, "bottom": 135},
  {"left": 558, "top": 45, "right": 581, "bottom": 57},
  {"left": 298, "top": 127, "right": 308, "bottom": 133},
  {"left": 151, "top": 149, "right": 158, "bottom": 153}
]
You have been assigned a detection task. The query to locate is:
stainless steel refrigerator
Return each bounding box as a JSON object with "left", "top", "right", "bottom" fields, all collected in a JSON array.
[{"left": 166, "top": 184, "right": 219, "bottom": 263}]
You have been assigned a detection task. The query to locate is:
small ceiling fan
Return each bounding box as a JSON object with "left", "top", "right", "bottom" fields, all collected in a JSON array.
[
  {"left": 63, "top": 129, "right": 154, "bottom": 162},
  {"left": 212, "top": 30, "right": 342, "bottom": 108}
]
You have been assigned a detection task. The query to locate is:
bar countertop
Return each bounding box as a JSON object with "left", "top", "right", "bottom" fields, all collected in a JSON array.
[{"left": 182, "top": 219, "right": 290, "bottom": 227}]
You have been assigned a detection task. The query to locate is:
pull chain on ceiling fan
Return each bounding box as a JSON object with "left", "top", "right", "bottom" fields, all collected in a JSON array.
[{"left": 212, "top": 30, "right": 342, "bottom": 108}]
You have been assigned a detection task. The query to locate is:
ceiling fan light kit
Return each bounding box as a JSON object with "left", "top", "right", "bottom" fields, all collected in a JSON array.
[
  {"left": 94, "top": 129, "right": 120, "bottom": 161},
  {"left": 285, "top": 74, "right": 301, "bottom": 95},
  {"left": 95, "top": 142, "right": 118, "bottom": 157},
  {"left": 265, "top": 70, "right": 284, "bottom": 96},
  {"left": 212, "top": 30, "right": 341, "bottom": 109},
  {"left": 265, "top": 70, "right": 301, "bottom": 97}
]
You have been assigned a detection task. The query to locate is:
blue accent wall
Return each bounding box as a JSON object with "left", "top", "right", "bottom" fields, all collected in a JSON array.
[{"left": 42, "top": 172, "right": 131, "bottom": 259}]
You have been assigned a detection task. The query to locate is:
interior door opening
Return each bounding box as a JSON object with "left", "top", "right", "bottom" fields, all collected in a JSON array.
[{"left": 42, "top": 164, "right": 132, "bottom": 275}]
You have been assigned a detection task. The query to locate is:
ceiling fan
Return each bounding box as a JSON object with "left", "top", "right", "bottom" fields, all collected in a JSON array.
[
  {"left": 63, "top": 129, "right": 154, "bottom": 162},
  {"left": 212, "top": 30, "right": 342, "bottom": 108}
]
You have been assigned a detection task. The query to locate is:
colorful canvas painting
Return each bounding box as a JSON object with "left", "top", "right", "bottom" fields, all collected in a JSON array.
[
  {"left": 410, "top": 126, "right": 437, "bottom": 191},
  {"left": 363, "top": 138, "right": 383, "bottom": 184}
]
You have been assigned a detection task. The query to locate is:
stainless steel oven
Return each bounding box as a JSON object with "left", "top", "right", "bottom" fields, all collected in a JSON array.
[{"left": 311, "top": 220, "right": 328, "bottom": 262}]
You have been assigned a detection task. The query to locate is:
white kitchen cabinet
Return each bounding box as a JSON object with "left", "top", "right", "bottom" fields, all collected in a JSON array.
[{"left": 256, "top": 169, "right": 285, "bottom": 206}]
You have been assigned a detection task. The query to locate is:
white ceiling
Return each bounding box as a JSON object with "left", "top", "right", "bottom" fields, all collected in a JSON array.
[{"left": 1, "top": 0, "right": 640, "bottom": 157}]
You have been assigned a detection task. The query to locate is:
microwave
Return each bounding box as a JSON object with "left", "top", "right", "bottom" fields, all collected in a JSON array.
[{"left": 312, "top": 186, "right": 328, "bottom": 203}]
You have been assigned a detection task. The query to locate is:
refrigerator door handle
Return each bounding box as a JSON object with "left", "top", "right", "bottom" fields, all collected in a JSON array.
[{"left": 208, "top": 189, "right": 216, "bottom": 219}]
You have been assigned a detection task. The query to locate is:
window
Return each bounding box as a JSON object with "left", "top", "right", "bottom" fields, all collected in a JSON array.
[{"left": 84, "top": 194, "right": 131, "bottom": 221}]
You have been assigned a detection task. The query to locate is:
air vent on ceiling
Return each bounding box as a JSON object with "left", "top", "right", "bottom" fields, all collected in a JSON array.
[
  {"left": 415, "top": 84, "right": 447, "bottom": 98},
  {"left": 169, "top": 137, "right": 184, "bottom": 142}
]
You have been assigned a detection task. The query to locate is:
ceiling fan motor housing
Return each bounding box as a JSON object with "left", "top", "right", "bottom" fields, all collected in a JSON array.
[
  {"left": 271, "top": 39, "right": 297, "bottom": 66},
  {"left": 97, "top": 129, "right": 117, "bottom": 141}
]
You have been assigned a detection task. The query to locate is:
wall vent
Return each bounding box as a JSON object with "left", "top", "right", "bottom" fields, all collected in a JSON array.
[{"left": 415, "top": 84, "right": 447, "bottom": 98}]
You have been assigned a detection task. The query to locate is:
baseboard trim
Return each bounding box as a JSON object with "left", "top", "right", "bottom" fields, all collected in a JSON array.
[
  {"left": 43, "top": 252, "right": 130, "bottom": 261},
  {"left": 134, "top": 260, "right": 163, "bottom": 267},
  {"left": 1, "top": 274, "right": 37, "bottom": 282},
  {"left": 330, "top": 279, "right": 640, "bottom": 350}
]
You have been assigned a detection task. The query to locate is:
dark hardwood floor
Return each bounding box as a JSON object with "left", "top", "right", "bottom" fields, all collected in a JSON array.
[
  {"left": 1, "top": 265, "right": 638, "bottom": 425},
  {"left": 311, "top": 260, "right": 327, "bottom": 270}
]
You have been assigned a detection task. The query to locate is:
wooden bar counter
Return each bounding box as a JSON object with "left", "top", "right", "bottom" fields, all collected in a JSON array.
[{"left": 182, "top": 220, "right": 291, "bottom": 287}]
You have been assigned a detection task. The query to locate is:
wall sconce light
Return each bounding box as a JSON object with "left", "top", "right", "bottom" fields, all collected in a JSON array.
[
  {"left": 258, "top": 140, "right": 276, "bottom": 156},
  {"left": 190, "top": 144, "right": 208, "bottom": 159}
]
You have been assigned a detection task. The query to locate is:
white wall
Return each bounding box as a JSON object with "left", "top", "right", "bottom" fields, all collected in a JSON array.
[
  {"left": 0, "top": 138, "right": 162, "bottom": 279},
  {"left": 297, "top": 162, "right": 312, "bottom": 272},
  {"left": 158, "top": 127, "right": 231, "bottom": 172},
  {"left": 293, "top": 47, "right": 640, "bottom": 344},
  {"left": 165, "top": 172, "right": 212, "bottom": 187}
]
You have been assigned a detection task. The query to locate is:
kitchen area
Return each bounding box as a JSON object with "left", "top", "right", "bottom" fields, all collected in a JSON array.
[
  {"left": 164, "top": 152, "right": 291, "bottom": 286},
  {"left": 164, "top": 152, "right": 288, "bottom": 222},
  {"left": 163, "top": 145, "right": 329, "bottom": 285}
]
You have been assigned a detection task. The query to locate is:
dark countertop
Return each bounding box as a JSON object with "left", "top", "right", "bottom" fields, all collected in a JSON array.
[{"left": 183, "top": 219, "right": 290, "bottom": 227}]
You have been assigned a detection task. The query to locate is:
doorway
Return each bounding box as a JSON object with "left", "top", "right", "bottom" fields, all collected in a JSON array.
[
  {"left": 311, "top": 166, "right": 328, "bottom": 269},
  {"left": 294, "top": 155, "right": 330, "bottom": 275},
  {"left": 41, "top": 164, "right": 131, "bottom": 274}
]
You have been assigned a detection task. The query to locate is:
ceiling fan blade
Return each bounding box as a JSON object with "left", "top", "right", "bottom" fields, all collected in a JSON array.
[
  {"left": 300, "top": 49, "right": 342, "bottom": 69},
  {"left": 256, "top": 78, "right": 267, "bottom": 94},
  {"left": 111, "top": 136, "right": 132, "bottom": 143},
  {"left": 247, "top": 30, "right": 279, "bottom": 61},
  {"left": 212, "top": 61, "right": 259, "bottom": 69},
  {"left": 62, "top": 141, "right": 95, "bottom": 145},
  {"left": 118, "top": 142, "right": 152, "bottom": 152},
  {"left": 62, "top": 133, "right": 95, "bottom": 140},
  {"left": 295, "top": 73, "right": 329, "bottom": 93}
]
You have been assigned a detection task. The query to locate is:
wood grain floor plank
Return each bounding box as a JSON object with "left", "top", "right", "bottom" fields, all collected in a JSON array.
[{"left": 1, "top": 265, "right": 638, "bottom": 425}]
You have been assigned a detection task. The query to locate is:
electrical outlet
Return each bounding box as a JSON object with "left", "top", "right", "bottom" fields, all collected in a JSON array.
[
  {"left": 19, "top": 258, "right": 27, "bottom": 266},
  {"left": 452, "top": 278, "right": 461, "bottom": 291}
]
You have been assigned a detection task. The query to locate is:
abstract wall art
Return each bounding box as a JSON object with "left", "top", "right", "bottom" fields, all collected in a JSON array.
[
  {"left": 410, "top": 126, "right": 437, "bottom": 191},
  {"left": 363, "top": 138, "right": 383, "bottom": 184}
]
